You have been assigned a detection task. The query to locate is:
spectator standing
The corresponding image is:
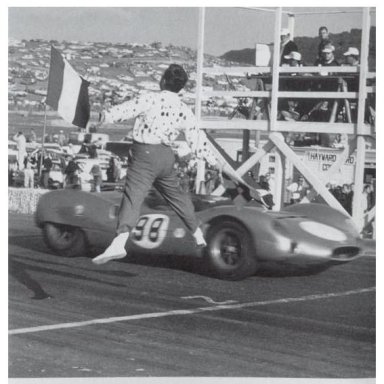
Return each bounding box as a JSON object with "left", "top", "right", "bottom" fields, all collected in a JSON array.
[
  {"left": 88, "top": 143, "right": 98, "bottom": 159},
  {"left": 309, "top": 44, "right": 340, "bottom": 133},
  {"left": 315, "top": 44, "right": 340, "bottom": 67},
  {"left": 339, "top": 184, "right": 353, "bottom": 214},
  {"left": 361, "top": 184, "right": 371, "bottom": 213},
  {"left": 58, "top": 130, "right": 66, "bottom": 147},
  {"left": 365, "top": 183, "right": 375, "bottom": 211},
  {"left": 93, "top": 137, "right": 104, "bottom": 149},
  {"left": 317, "top": 26, "right": 332, "bottom": 59},
  {"left": 283, "top": 51, "right": 302, "bottom": 68},
  {"left": 64, "top": 156, "right": 81, "bottom": 189},
  {"left": 23, "top": 155, "right": 35, "bottom": 189},
  {"left": 257, "top": 177, "right": 274, "bottom": 210},
  {"left": 41, "top": 153, "right": 53, "bottom": 189},
  {"left": 90, "top": 163, "right": 102, "bottom": 193},
  {"left": 66, "top": 143, "right": 75, "bottom": 156},
  {"left": 79, "top": 138, "right": 90, "bottom": 155},
  {"left": 106, "top": 157, "right": 118, "bottom": 182},
  {"left": 343, "top": 47, "right": 360, "bottom": 66},
  {"left": 280, "top": 28, "right": 298, "bottom": 65},
  {"left": 29, "top": 129, "right": 37, "bottom": 144},
  {"left": 280, "top": 51, "right": 303, "bottom": 121},
  {"left": 13, "top": 131, "right": 27, "bottom": 171},
  {"left": 179, "top": 167, "right": 191, "bottom": 194},
  {"left": 286, "top": 176, "right": 306, "bottom": 204},
  {"left": 59, "top": 155, "right": 68, "bottom": 187}
]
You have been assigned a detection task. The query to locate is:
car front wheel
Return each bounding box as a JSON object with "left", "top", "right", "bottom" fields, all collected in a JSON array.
[
  {"left": 204, "top": 220, "right": 258, "bottom": 280},
  {"left": 43, "top": 222, "right": 87, "bottom": 257}
]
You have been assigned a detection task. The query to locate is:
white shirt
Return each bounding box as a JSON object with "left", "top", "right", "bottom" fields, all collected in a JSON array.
[
  {"left": 287, "top": 182, "right": 303, "bottom": 200},
  {"left": 13, "top": 134, "right": 27, "bottom": 155},
  {"left": 105, "top": 90, "right": 216, "bottom": 165}
]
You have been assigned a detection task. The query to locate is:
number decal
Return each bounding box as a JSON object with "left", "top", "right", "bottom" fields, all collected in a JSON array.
[
  {"left": 131, "top": 214, "right": 170, "bottom": 249},
  {"left": 148, "top": 218, "right": 164, "bottom": 242},
  {"left": 133, "top": 217, "right": 149, "bottom": 241}
]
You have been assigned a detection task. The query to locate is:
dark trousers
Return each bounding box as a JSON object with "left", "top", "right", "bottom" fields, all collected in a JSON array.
[
  {"left": 117, "top": 142, "right": 198, "bottom": 234},
  {"left": 41, "top": 170, "right": 50, "bottom": 189}
]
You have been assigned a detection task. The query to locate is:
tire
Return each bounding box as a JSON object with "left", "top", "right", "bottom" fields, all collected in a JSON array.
[
  {"left": 43, "top": 222, "right": 88, "bottom": 258},
  {"left": 204, "top": 220, "right": 258, "bottom": 280}
]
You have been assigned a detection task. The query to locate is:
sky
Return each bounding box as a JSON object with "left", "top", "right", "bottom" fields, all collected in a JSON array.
[{"left": 8, "top": 7, "right": 376, "bottom": 56}]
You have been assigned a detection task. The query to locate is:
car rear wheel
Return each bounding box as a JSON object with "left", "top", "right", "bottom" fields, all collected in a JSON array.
[
  {"left": 43, "top": 222, "right": 87, "bottom": 257},
  {"left": 204, "top": 220, "right": 258, "bottom": 280}
]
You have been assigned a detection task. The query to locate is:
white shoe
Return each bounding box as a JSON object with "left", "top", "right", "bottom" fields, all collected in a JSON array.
[
  {"left": 92, "top": 232, "right": 129, "bottom": 265},
  {"left": 193, "top": 227, "right": 207, "bottom": 247}
]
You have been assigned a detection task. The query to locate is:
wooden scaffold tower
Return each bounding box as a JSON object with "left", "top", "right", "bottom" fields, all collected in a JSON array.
[{"left": 194, "top": 7, "right": 376, "bottom": 237}]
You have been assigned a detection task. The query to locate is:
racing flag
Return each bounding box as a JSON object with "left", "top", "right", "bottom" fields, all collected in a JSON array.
[{"left": 46, "top": 46, "right": 90, "bottom": 128}]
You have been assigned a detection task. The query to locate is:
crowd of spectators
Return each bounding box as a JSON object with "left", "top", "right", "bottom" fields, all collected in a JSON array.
[
  {"left": 237, "top": 25, "right": 375, "bottom": 149},
  {"left": 9, "top": 129, "right": 125, "bottom": 192},
  {"left": 284, "top": 174, "right": 375, "bottom": 218},
  {"left": 278, "top": 26, "right": 364, "bottom": 127}
]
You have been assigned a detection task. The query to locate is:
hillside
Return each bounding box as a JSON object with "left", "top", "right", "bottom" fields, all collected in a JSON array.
[
  {"left": 221, "top": 27, "right": 376, "bottom": 70},
  {"left": 8, "top": 39, "right": 232, "bottom": 113}
]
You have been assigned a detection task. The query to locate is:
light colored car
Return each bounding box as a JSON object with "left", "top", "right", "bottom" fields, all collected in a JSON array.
[
  {"left": 68, "top": 132, "right": 110, "bottom": 148},
  {"left": 75, "top": 158, "right": 110, "bottom": 191},
  {"left": 13, "top": 162, "right": 64, "bottom": 189}
]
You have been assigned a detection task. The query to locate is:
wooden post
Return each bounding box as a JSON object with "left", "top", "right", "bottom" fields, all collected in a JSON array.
[
  {"left": 242, "top": 130, "right": 250, "bottom": 161},
  {"left": 352, "top": 7, "right": 370, "bottom": 230},
  {"left": 273, "top": 149, "right": 283, "bottom": 211},
  {"left": 288, "top": 14, "right": 295, "bottom": 39},
  {"left": 194, "top": 8, "right": 206, "bottom": 194},
  {"left": 341, "top": 79, "right": 352, "bottom": 123},
  {"left": 279, "top": 153, "right": 286, "bottom": 209},
  {"left": 195, "top": 7, "right": 205, "bottom": 122},
  {"left": 270, "top": 7, "right": 282, "bottom": 132},
  {"left": 39, "top": 103, "right": 48, "bottom": 177}
]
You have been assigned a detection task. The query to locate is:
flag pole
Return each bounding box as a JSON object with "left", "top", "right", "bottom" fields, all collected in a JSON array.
[{"left": 39, "top": 102, "right": 47, "bottom": 177}]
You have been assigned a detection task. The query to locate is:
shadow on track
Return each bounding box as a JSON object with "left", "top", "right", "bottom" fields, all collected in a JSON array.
[
  {"left": 9, "top": 259, "right": 52, "bottom": 300},
  {"left": 9, "top": 254, "right": 133, "bottom": 291},
  {"left": 8, "top": 235, "right": 334, "bottom": 280}
]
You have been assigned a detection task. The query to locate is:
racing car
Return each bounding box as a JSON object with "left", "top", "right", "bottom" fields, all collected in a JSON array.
[{"left": 35, "top": 189, "right": 362, "bottom": 280}]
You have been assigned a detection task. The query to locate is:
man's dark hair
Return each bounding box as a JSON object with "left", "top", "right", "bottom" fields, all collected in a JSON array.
[
  {"left": 319, "top": 26, "right": 328, "bottom": 33},
  {"left": 163, "top": 64, "right": 188, "bottom": 93}
]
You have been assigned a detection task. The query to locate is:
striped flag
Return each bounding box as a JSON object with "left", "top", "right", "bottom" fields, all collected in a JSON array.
[{"left": 46, "top": 46, "right": 90, "bottom": 128}]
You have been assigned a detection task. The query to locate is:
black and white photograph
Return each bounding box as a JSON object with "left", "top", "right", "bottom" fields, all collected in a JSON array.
[{"left": 6, "top": 3, "right": 377, "bottom": 383}]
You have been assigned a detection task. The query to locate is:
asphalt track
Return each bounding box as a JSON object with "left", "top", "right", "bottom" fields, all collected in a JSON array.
[{"left": 8, "top": 213, "right": 376, "bottom": 378}]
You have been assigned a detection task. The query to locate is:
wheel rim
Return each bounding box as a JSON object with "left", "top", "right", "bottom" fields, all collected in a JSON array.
[{"left": 210, "top": 229, "right": 242, "bottom": 270}]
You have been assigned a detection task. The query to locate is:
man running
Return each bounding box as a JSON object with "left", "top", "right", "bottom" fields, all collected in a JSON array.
[{"left": 92, "top": 64, "right": 217, "bottom": 265}]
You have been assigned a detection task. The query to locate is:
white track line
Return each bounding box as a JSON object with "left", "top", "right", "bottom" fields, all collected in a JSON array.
[
  {"left": 181, "top": 295, "right": 238, "bottom": 304},
  {"left": 9, "top": 287, "right": 375, "bottom": 336}
]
